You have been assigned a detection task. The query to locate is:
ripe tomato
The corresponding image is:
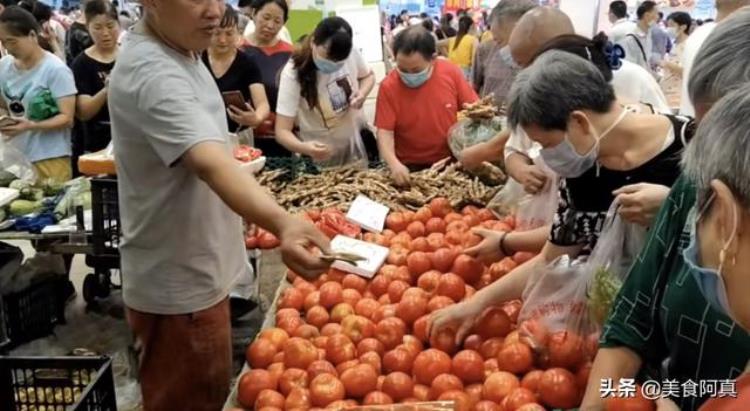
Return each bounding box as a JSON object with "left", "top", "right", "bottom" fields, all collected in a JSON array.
[
  {"left": 415, "top": 207, "right": 433, "bottom": 223},
  {"left": 342, "top": 289, "right": 363, "bottom": 307},
  {"left": 483, "top": 371, "right": 520, "bottom": 403},
  {"left": 407, "top": 251, "right": 432, "bottom": 276},
  {"left": 412, "top": 384, "right": 430, "bottom": 401},
  {"left": 340, "top": 315, "right": 375, "bottom": 344},
  {"left": 382, "top": 371, "right": 414, "bottom": 401},
  {"left": 604, "top": 386, "right": 656, "bottom": 411},
  {"left": 417, "top": 271, "right": 441, "bottom": 294},
  {"left": 293, "top": 324, "right": 321, "bottom": 340},
  {"left": 426, "top": 232, "right": 446, "bottom": 250},
  {"left": 325, "top": 334, "right": 356, "bottom": 365},
  {"left": 276, "top": 307, "right": 300, "bottom": 321},
  {"left": 391, "top": 232, "right": 413, "bottom": 248},
  {"left": 411, "top": 237, "right": 431, "bottom": 252},
  {"left": 285, "top": 387, "right": 311, "bottom": 410},
  {"left": 427, "top": 295, "right": 455, "bottom": 313},
  {"left": 354, "top": 298, "right": 379, "bottom": 320},
  {"left": 255, "top": 389, "right": 285, "bottom": 410},
  {"left": 319, "top": 282, "right": 344, "bottom": 309},
  {"left": 429, "top": 198, "right": 453, "bottom": 218},
  {"left": 372, "top": 304, "right": 397, "bottom": 323},
  {"left": 335, "top": 359, "right": 360, "bottom": 376},
  {"left": 340, "top": 363, "right": 379, "bottom": 398},
  {"left": 413, "top": 349, "right": 452, "bottom": 385},
  {"left": 463, "top": 334, "right": 483, "bottom": 351},
  {"left": 480, "top": 337, "right": 505, "bottom": 359},
  {"left": 505, "top": 387, "right": 538, "bottom": 410},
  {"left": 279, "top": 368, "right": 309, "bottom": 396},
  {"left": 387, "top": 280, "right": 410, "bottom": 304},
  {"left": 247, "top": 338, "right": 278, "bottom": 369},
  {"left": 357, "top": 337, "right": 385, "bottom": 357},
  {"left": 402, "top": 335, "right": 425, "bottom": 356},
  {"left": 465, "top": 383, "right": 483, "bottom": 407},
  {"left": 431, "top": 248, "right": 459, "bottom": 273},
  {"left": 363, "top": 391, "right": 394, "bottom": 405},
  {"left": 426, "top": 217, "right": 447, "bottom": 234},
  {"left": 375, "top": 317, "right": 407, "bottom": 350},
  {"left": 383, "top": 348, "right": 416, "bottom": 374},
  {"left": 403, "top": 287, "right": 427, "bottom": 300},
  {"left": 342, "top": 274, "right": 367, "bottom": 293},
  {"left": 304, "top": 306, "right": 329, "bottom": 329},
  {"left": 438, "top": 390, "right": 473, "bottom": 411},
  {"left": 501, "top": 300, "right": 522, "bottom": 324},
  {"left": 476, "top": 307, "right": 512, "bottom": 339},
  {"left": 308, "top": 373, "right": 345, "bottom": 407},
  {"left": 447, "top": 220, "right": 470, "bottom": 233},
  {"left": 396, "top": 296, "right": 428, "bottom": 326},
  {"left": 538, "top": 368, "right": 579, "bottom": 409},
  {"left": 474, "top": 400, "right": 501, "bottom": 411},
  {"left": 430, "top": 326, "right": 458, "bottom": 355},
  {"left": 436, "top": 273, "right": 466, "bottom": 302},
  {"left": 518, "top": 320, "right": 549, "bottom": 348},
  {"left": 320, "top": 323, "right": 342, "bottom": 337},
  {"left": 412, "top": 315, "right": 430, "bottom": 342},
  {"left": 445, "top": 230, "right": 465, "bottom": 246},
  {"left": 369, "top": 275, "right": 390, "bottom": 298},
  {"left": 307, "top": 360, "right": 338, "bottom": 380},
  {"left": 330, "top": 303, "right": 355, "bottom": 323},
  {"left": 430, "top": 373, "right": 464, "bottom": 400},
  {"left": 407, "top": 221, "right": 426, "bottom": 238},
  {"left": 462, "top": 214, "right": 481, "bottom": 229},
  {"left": 386, "top": 212, "right": 408, "bottom": 232},
  {"left": 452, "top": 350, "right": 485, "bottom": 384},
  {"left": 498, "top": 342, "right": 534, "bottom": 375},
  {"left": 547, "top": 331, "right": 586, "bottom": 370},
  {"left": 452, "top": 255, "right": 484, "bottom": 285},
  {"left": 284, "top": 337, "right": 318, "bottom": 370},
  {"left": 303, "top": 291, "right": 321, "bottom": 311},
  {"left": 521, "top": 370, "right": 544, "bottom": 393},
  {"left": 237, "top": 370, "right": 277, "bottom": 407},
  {"left": 259, "top": 328, "right": 290, "bottom": 350},
  {"left": 359, "top": 351, "right": 382, "bottom": 374}
]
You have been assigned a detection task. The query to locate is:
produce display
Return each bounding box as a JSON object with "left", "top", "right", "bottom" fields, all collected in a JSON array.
[
  {"left": 256, "top": 160, "right": 503, "bottom": 213},
  {"left": 235, "top": 145, "right": 263, "bottom": 163},
  {"left": 232, "top": 200, "right": 655, "bottom": 411}
]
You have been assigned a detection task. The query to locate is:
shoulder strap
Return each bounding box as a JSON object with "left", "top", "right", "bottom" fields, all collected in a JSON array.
[{"left": 626, "top": 33, "right": 648, "bottom": 63}]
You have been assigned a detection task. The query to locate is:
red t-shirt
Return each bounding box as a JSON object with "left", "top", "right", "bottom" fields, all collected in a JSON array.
[
  {"left": 375, "top": 59, "right": 478, "bottom": 165},
  {"left": 700, "top": 374, "right": 750, "bottom": 411}
]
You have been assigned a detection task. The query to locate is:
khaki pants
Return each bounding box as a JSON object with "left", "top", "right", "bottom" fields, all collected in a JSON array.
[
  {"left": 33, "top": 157, "right": 72, "bottom": 183},
  {"left": 126, "top": 299, "right": 232, "bottom": 411}
]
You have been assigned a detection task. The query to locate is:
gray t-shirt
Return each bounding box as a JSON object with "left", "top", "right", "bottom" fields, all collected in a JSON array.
[{"left": 109, "top": 25, "right": 249, "bottom": 315}]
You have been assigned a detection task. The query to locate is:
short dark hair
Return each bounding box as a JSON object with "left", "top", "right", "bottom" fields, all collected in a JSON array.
[
  {"left": 421, "top": 18, "right": 434, "bottom": 32},
  {"left": 84, "top": 0, "right": 118, "bottom": 24},
  {"left": 392, "top": 26, "right": 436, "bottom": 60},
  {"left": 609, "top": 1, "right": 628, "bottom": 18},
  {"left": 667, "top": 11, "right": 692, "bottom": 33},
  {"left": 219, "top": 4, "right": 239, "bottom": 28},
  {"left": 0, "top": 5, "right": 40, "bottom": 36},
  {"left": 637, "top": 1, "right": 657, "bottom": 20},
  {"left": 419, "top": 12, "right": 428, "bottom": 18},
  {"left": 238, "top": 0, "right": 253, "bottom": 7},
  {"left": 252, "top": 0, "right": 289, "bottom": 22},
  {"left": 534, "top": 32, "right": 614, "bottom": 82},
  {"left": 313, "top": 16, "right": 352, "bottom": 62},
  {"left": 30, "top": 1, "right": 52, "bottom": 23}
]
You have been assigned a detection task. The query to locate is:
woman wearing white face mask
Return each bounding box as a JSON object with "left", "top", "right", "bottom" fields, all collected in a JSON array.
[
  {"left": 660, "top": 12, "right": 691, "bottom": 110},
  {"left": 429, "top": 50, "right": 693, "bottom": 345}
]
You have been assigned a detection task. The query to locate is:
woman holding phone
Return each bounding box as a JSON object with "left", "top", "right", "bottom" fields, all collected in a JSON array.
[
  {"left": 0, "top": 6, "right": 76, "bottom": 183},
  {"left": 202, "top": 6, "right": 270, "bottom": 137}
]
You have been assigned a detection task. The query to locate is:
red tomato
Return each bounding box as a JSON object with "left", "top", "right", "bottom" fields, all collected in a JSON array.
[
  {"left": 303, "top": 291, "right": 321, "bottom": 311},
  {"left": 325, "top": 334, "right": 356, "bottom": 365},
  {"left": 285, "top": 387, "right": 311, "bottom": 410},
  {"left": 237, "top": 370, "right": 277, "bottom": 407},
  {"left": 415, "top": 207, "right": 433, "bottom": 223},
  {"left": 340, "top": 363, "right": 379, "bottom": 398},
  {"left": 407, "top": 251, "right": 432, "bottom": 276},
  {"left": 436, "top": 273, "right": 466, "bottom": 302},
  {"left": 382, "top": 371, "right": 414, "bottom": 401},
  {"left": 547, "top": 331, "right": 586, "bottom": 370},
  {"left": 320, "top": 323, "right": 342, "bottom": 337},
  {"left": 411, "top": 237, "right": 431, "bottom": 252},
  {"left": 375, "top": 317, "right": 407, "bottom": 350},
  {"left": 387, "top": 280, "right": 410, "bottom": 304},
  {"left": 372, "top": 304, "right": 397, "bottom": 323},
  {"left": 463, "top": 214, "right": 481, "bottom": 229},
  {"left": 480, "top": 338, "right": 505, "bottom": 360},
  {"left": 411, "top": 384, "right": 429, "bottom": 401},
  {"left": 340, "top": 315, "right": 375, "bottom": 344},
  {"left": 259, "top": 328, "right": 290, "bottom": 350},
  {"left": 245, "top": 235, "right": 259, "bottom": 249},
  {"left": 268, "top": 362, "right": 285, "bottom": 382},
  {"left": 474, "top": 400, "right": 501, "bottom": 411},
  {"left": 255, "top": 389, "right": 285, "bottom": 410},
  {"left": 428, "top": 295, "right": 455, "bottom": 312},
  {"left": 476, "top": 307, "right": 512, "bottom": 339},
  {"left": 604, "top": 386, "right": 656, "bottom": 411},
  {"left": 505, "top": 387, "right": 538, "bottom": 410},
  {"left": 369, "top": 275, "right": 390, "bottom": 298},
  {"left": 538, "top": 368, "right": 580, "bottom": 409},
  {"left": 477, "top": 208, "right": 496, "bottom": 221},
  {"left": 403, "top": 287, "right": 427, "bottom": 300},
  {"left": 363, "top": 391, "right": 394, "bottom": 405},
  {"left": 438, "top": 390, "right": 473, "bottom": 411},
  {"left": 413, "top": 349, "right": 452, "bottom": 385},
  {"left": 359, "top": 351, "right": 382, "bottom": 374},
  {"left": 335, "top": 359, "right": 360, "bottom": 376},
  {"left": 407, "top": 221, "right": 426, "bottom": 238},
  {"left": 307, "top": 360, "right": 338, "bottom": 380},
  {"left": 463, "top": 334, "right": 484, "bottom": 351},
  {"left": 498, "top": 342, "right": 534, "bottom": 375},
  {"left": 521, "top": 370, "right": 544, "bottom": 393},
  {"left": 413, "top": 315, "right": 430, "bottom": 342},
  {"left": 501, "top": 300, "right": 522, "bottom": 324},
  {"left": 452, "top": 255, "right": 484, "bottom": 284},
  {"left": 284, "top": 337, "right": 318, "bottom": 370},
  {"left": 391, "top": 232, "right": 413, "bottom": 249},
  {"left": 293, "top": 324, "right": 320, "bottom": 340},
  {"left": 518, "top": 320, "right": 549, "bottom": 349},
  {"left": 247, "top": 338, "right": 278, "bottom": 369},
  {"left": 279, "top": 368, "right": 309, "bottom": 396},
  {"left": 354, "top": 298, "right": 380, "bottom": 320},
  {"left": 341, "top": 289, "right": 362, "bottom": 307},
  {"left": 430, "top": 326, "right": 458, "bottom": 355},
  {"left": 257, "top": 230, "right": 281, "bottom": 249},
  {"left": 426, "top": 217, "right": 447, "bottom": 234},
  {"left": 426, "top": 232, "right": 446, "bottom": 250},
  {"left": 357, "top": 338, "right": 385, "bottom": 357},
  {"left": 417, "top": 271, "right": 441, "bottom": 294},
  {"left": 396, "top": 296, "right": 428, "bottom": 326},
  {"left": 313, "top": 336, "right": 328, "bottom": 349},
  {"left": 402, "top": 335, "right": 425, "bottom": 356},
  {"left": 279, "top": 288, "right": 305, "bottom": 311},
  {"left": 431, "top": 248, "right": 459, "bottom": 273},
  {"left": 483, "top": 371, "right": 520, "bottom": 404},
  {"left": 383, "top": 348, "right": 416, "bottom": 374},
  {"left": 452, "top": 350, "right": 485, "bottom": 384},
  {"left": 445, "top": 230, "right": 465, "bottom": 246},
  {"left": 386, "top": 212, "right": 408, "bottom": 232},
  {"left": 318, "top": 282, "right": 344, "bottom": 309},
  {"left": 303, "top": 306, "right": 328, "bottom": 329},
  {"left": 330, "top": 303, "right": 355, "bottom": 323},
  {"left": 430, "top": 373, "right": 464, "bottom": 400},
  {"left": 447, "top": 220, "right": 470, "bottom": 233},
  {"left": 309, "top": 373, "right": 345, "bottom": 407},
  {"left": 429, "top": 198, "right": 453, "bottom": 218}
]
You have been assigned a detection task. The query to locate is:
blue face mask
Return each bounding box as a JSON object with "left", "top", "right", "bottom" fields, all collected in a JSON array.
[
  {"left": 682, "top": 195, "right": 738, "bottom": 320},
  {"left": 314, "top": 56, "right": 345, "bottom": 74},
  {"left": 540, "top": 108, "right": 629, "bottom": 178},
  {"left": 499, "top": 46, "right": 521, "bottom": 70},
  {"left": 398, "top": 65, "right": 432, "bottom": 88}
]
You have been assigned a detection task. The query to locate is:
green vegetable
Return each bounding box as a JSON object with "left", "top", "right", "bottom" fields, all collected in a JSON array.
[
  {"left": 0, "top": 171, "right": 17, "bottom": 187},
  {"left": 587, "top": 266, "right": 623, "bottom": 327},
  {"left": 41, "top": 179, "right": 65, "bottom": 196},
  {"left": 9, "top": 179, "right": 31, "bottom": 191},
  {"left": 9, "top": 199, "right": 42, "bottom": 216},
  {"left": 0, "top": 208, "right": 6, "bottom": 222},
  {"left": 19, "top": 187, "right": 44, "bottom": 201}
]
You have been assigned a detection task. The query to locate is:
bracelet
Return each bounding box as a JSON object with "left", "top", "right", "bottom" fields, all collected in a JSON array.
[{"left": 498, "top": 232, "right": 511, "bottom": 256}]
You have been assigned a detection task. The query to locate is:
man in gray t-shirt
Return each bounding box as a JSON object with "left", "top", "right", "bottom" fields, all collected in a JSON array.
[{"left": 108, "top": 2, "right": 331, "bottom": 409}]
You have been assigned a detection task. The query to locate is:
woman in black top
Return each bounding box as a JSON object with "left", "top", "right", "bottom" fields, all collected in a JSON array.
[
  {"left": 72, "top": 0, "right": 118, "bottom": 157},
  {"left": 202, "top": 6, "right": 270, "bottom": 135}
]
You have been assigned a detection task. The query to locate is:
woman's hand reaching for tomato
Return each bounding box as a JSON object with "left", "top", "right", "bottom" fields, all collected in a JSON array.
[
  {"left": 464, "top": 228, "right": 508, "bottom": 265},
  {"left": 428, "top": 300, "right": 485, "bottom": 346}
]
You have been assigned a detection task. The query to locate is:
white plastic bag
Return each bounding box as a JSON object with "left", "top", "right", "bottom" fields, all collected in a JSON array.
[
  {"left": 0, "top": 139, "right": 36, "bottom": 183},
  {"left": 586, "top": 201, "right": 647, "bottom": 326},
  {"left": 487, "top": 179, "right": 524, "bottom": 217}
]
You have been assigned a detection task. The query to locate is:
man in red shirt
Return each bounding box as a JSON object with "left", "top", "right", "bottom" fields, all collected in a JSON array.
[{"left": 375, "top": 26, "right": 477, "bottom": 186}]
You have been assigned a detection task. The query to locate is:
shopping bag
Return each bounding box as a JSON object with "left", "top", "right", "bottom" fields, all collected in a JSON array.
[
  {"left": 586, "top": 201, "right": 647, "bottom": 326},
  {"left": 514, "top": 154, "right": 558, "bottom": 231},
  {"left": 487, "top": 179, "right": 525, "bottom": 217},
  {"left": 0, "top": 139, "right": 36, "bottom": 184},
  {"left": 447, "top": 117, "right": 505, "bottom": 157},
  {"left": 517, "top": 255, "right": 600, "bottom": 368}
]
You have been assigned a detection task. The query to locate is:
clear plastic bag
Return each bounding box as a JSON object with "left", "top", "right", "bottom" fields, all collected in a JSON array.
[
  {"left": 487, "top": 179, "right": 525, "bottom": 217},
  {"left": 447, "top": 117, "right": 505, "bottom": 157},
  {"left": 514, "top": 156, "right": 559, "bottom": 231},
  {"left": 0, "top": 139, "right": 36, "bottom": 183},
  {"left": 586, "top": 201, "right": 647, "bottom": 326}
]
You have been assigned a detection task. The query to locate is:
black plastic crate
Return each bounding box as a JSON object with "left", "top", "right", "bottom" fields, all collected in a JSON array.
[
  {"left": 2, "top": 276, "right": 67, "bottom": 350},
  {"left": 90, "top": 178, "right": 120, "bottom": 257},
  {"left": 0, "top": 355, "right": 117, "bottom": 410}
]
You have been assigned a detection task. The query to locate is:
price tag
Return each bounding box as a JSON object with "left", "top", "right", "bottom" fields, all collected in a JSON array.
[
  {"left": 345, "top": 195, "right": 390, "bottom": 233},
  {"left": 330, "top": 235, "right": 389, "bottom": 278}
]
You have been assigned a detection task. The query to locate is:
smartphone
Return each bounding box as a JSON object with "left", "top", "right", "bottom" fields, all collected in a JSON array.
[
  {"left": 0, "top": 116, "right": 19, "bottom": 128},
  {"left": 221, "top": 91, "right": 246, "bottom": 110}
]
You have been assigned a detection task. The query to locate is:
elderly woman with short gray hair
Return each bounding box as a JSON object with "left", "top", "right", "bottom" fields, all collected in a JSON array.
[
  {"left": 429, "top": 49, "right": 693, "bottom": 346},
  {"left": 582, "top": 9, "right": 750, "bottom": 411}
]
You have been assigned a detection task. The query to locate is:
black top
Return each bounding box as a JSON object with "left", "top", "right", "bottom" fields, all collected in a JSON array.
[
  {"left": 201, "top": 49, "right": 263, "bottom": 133},
  {"left": 436, "top": 26, "right": 457, "bottom": 40},
  {"left": 550, "top": 114, "right": 696, "bottom": 250},
  {"left": 65, "top": 22, "right": 93, "bottom": 67},
  {"left": 72, "top": 51, "right": 115, "bottom": 153},
  {"left": 243, "top": 41, "right": 293, "bottom": 113}
]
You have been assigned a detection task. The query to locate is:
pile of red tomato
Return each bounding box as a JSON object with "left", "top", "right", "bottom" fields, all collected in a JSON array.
[
  {"left": 246, "top": 209, "right": 361, "bottom": 250},
  {"left": 235, "top": 198, "right": 653, "bottom": 411}
]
